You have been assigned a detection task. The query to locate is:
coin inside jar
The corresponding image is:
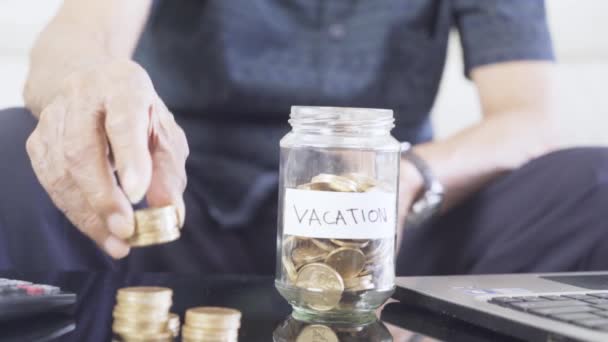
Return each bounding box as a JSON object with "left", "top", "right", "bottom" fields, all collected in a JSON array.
[
  {"left": 282, "top": 255, "right": 298, "bottom": 283},
  {"left": 324, "top": 247, "right": 366, "bottom": 280},
  {"left": 310, "top": 174, "right": 359, "bottom": 192},
  {"left": 295, "top": 263, "right": 344, "bottom": 311},
  {"left": 311, "top": 238, "right": 337, "bottom": 252},
  {"left": 341, "top": 172, "right": 377, "bottom": 192},
  {"left": 296, "top": 324, "right": 339, "bottom": 342},
  {"left": 344, "top": 275, "right": 375, "bottom": 291},
  {"left": 330, "top": 239, "right": 370, "bottom": 249},
  {"left": 291, "top": 244, "right": 327, "bottom": 267},
  {"left": 297, "top": 183, "right": 313, "bottom": 190}
]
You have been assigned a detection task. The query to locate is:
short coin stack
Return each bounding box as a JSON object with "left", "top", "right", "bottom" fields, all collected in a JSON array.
[
  {"left": 112, "top": 287, "right": 179, "bottom": 342},
  {"left": 182, "top": 307, "right": 242, "bottom": 342},
  {"left": 129, "top": 205, "right": 181, "bottom": 247},
  {"left": 281, "top": 173, "right": 394, "bottom": 311}
]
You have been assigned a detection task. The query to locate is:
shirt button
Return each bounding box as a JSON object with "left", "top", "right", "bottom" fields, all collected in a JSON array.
[{"left": 328, "top": 23, "right": 346, "bottom": 40}]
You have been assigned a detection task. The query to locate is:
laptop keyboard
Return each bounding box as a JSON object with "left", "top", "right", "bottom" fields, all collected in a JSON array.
[{"left": 489, "top": 293, "right": 608, "bottom": 331}]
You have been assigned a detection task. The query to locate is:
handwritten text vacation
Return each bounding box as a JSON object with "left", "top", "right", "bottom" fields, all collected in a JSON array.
[{"left": 292, "top": 205, "right": 389, "bottom": 226}]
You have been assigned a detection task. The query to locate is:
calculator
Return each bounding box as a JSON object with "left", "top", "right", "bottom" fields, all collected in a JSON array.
[{"left": 0, "top": 278, "right": 76, "bottom": 321}]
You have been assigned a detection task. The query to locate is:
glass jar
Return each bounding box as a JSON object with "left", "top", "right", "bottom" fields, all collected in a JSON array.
[
  {"left": 273, "top": 314, "right": 392, "bottom": 342},
  {"left": 275, "top": 106, "right": 401, "bottom": 322}
]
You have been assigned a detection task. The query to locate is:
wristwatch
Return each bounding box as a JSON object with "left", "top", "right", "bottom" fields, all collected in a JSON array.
[{"left": 400, "top": 142, "right": 444, "bottom": 227}]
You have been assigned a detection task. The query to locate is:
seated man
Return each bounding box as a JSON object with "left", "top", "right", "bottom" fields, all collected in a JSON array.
[{"left": 1, "top": 0, "right": 607, "bottom": 273}]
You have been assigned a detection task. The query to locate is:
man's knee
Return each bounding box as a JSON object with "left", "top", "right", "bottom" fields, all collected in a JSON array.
[
  {"left": 472, "top": 147, "right": 608, "bottom": 272},
  {"left": 531, "top": 147, "right": 608, "bottom": 179},
  {"left": 486, "top": 147, "right": 608, "bottom": 202}
]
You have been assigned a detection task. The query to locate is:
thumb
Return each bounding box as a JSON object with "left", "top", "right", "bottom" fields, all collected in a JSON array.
[
  {"left": 146, "top": 106, "right": 188, "bottom": 227},
  {"left": 104, "top": 94, "right": 153, "bottom": 203}
]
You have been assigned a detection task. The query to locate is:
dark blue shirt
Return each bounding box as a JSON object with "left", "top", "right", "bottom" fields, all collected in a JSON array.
[{"left": 133, "top": 0, "right": 554, "bottom": 228}]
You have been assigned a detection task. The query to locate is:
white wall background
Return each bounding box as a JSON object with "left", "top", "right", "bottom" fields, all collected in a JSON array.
[{"left": 1, "top": 0, "right": 607, "bottom": 145}]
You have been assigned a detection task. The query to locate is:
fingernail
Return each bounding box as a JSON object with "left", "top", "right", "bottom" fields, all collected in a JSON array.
[
  {"left": 107, "top": 213, "right": 134, "bottom": 239},
  {"left": 122, "top": 168, "right": 145, "bottom": 203},
  {"left": 104, "top": 236, "right": 130, "bottom": 259}
]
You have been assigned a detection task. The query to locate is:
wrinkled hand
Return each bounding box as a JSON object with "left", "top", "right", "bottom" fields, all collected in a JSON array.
[{"left": 26, "top": 60, "right": 189, "bottom": 258}]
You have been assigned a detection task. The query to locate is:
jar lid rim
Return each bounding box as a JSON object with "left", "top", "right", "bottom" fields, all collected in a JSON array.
[{"left": 290, "top": 106, "right": 393, "bottom": 120}]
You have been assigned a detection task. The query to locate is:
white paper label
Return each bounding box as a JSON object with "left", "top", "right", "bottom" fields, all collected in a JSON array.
[{"left": 283, "top": 188, "right": 396, "bottom": 239}]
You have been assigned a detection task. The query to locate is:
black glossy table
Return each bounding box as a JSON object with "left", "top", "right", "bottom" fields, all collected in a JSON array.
[{"left": 0, "top": 272, "right": 518, "bottom": 341}]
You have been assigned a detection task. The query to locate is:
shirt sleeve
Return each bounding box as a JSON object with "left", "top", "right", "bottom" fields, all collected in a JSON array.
[{"left": 453, "top": 0, "right": 555, "bottom": 77}]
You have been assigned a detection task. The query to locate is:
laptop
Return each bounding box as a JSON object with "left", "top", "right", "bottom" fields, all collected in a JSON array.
[{"left": 393, "top": 271, "right": 608, "bottom": 342}]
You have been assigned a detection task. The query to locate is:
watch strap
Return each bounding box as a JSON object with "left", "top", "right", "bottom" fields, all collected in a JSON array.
[{"left": 400, "top": 143, "right": 445, "bottom": 226}]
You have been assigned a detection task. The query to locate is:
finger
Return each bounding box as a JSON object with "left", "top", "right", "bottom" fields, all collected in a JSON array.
[
  {"left": 146, "top": 107, "right": 188, "bottom": 227},
  {"left": 104, "top": 91, "right": 153, "bottom": 204},
  {"left": 51, "top": 176, "right": 130, "bottom": 259},
  {"left": 63, "top": 100, "right": 135, "bottom": 239},
  {"left": 28, "top": 101, "right": 130, "bottom": 258}
]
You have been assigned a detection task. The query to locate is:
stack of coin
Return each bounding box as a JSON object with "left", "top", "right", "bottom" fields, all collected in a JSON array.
[
  {"left": 182, "top": 307, "right": 241, "bottom": 342},
  {"left": 282, "top": 172, "right": 394, "bottom": 311},
  {"left": 296, "top": 172, "right": 379, "bottom": 193},
  {"left": 112, "top": 287, "right": 179, "bottom": 342},
  {"left": 129, "top": 205, "right": 181, "bottom": 247}
]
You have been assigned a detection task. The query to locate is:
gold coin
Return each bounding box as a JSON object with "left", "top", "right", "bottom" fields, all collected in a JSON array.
[
  {"left": 310, "top": 238, "right": 337, "bottom": 252},
  {"left": 182, "top": 336, "right": 238, "bottom": 342},
  {"left": 344, "top": 275, "right": 375, "bottom": 292},
  {"left": 297, "top": 183, "right": 313, "bottom": 190},
  {"left": 295, "top": 263, "right": 344, "bottom": 311},
  {"left": 358, "top": 261, "right": 384, "bottom": 277},
  {"left": 282, "top": 236, "right": 298, "bottom": 257},
  {"left": 282, "top": 255, "right": 298, "bottom": 284},
  {"left": 344, "top": 275, "right": 373, "bottom": 288},
  {"left": 168, "top": 313, "right": 180, "bottom": 337},
  {"left": 114, "top": 297, "right": 173, "bottom": 307},
  {"left": 283, "top": 235, "right": 296, "bottom": 249},
  {"left": 118, "top": 331, "right": 173, "bottom": 342},
  {"left": 117, "top": 286, "right": 173, "bottom": 301},
  {"left": 296, "top": 324, "right": 339, "bottom": 342},
  {"left": 128, "top": 228, "right": 181, "bottom": 247},
  {"left": 291, "top": 245, "right": 327, "bottom": 266},
  {"left": 134, "top": 205, "right": 179, "bottom": 233},
  {"left": 324, "top": 247, "right": 366, "bottom": 280},
  {"left": 181, "top": 325, "right": 239, "bottom": 339},
  {"left": 346, "top": 281, "right": 375, "bottom": 292},
  {"left": 113, "top": 301, "right": 173, "bottom": 312},
  {"left": 364, "top": 181, "right": 392, "bottom": 193},
  {"left": 185, "top": 307, "right": 242, "bottom": 329},
  {"left": 311, "top": 174, "right": 358, "bottom": 192},
  {"left": 308, "top": 182, "right": 335, "bottom": 191},
  {"left": 112, "top": 308, "right": 169, "bottom": 322},
  {"left": 330, "top": 239, "right": 370, "bottom": 249},
  {"left": 341, "top": 172, "right": 377, "bottom": 192},
  {"left": 112, "top": 320, "right": 168, "bottom": 334}
]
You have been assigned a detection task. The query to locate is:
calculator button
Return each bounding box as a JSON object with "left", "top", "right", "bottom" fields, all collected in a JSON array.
[{"left": 38, "top": 285, "right": 60, "bottom": 294}]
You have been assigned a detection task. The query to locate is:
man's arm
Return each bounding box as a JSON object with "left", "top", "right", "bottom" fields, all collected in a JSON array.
[
  {"left": 22, "top": 0, "right": 189, "bottom": 259},
  {"left": 24, "top": 0, "right": 152, "bottom": 116},
  {"left": 406, "top": 61, "right": 561, "bottom": 209}
]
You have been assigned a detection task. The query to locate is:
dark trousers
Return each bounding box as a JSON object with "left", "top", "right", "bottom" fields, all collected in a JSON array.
[{"left": 1, "top": 107, "right": 608, "bottom": 274}]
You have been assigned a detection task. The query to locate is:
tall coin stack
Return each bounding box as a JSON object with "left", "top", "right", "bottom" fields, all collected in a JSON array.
[
  {"left": 281, "top": 173, "right": 394, "bottom": 311},
  {"left": 182, "top": 307, "right": 242, "bottom": 342},
  {"left": 129, "top": 205, "right": 181, "bottom": 247},
  {"left": 112, "top": 287, "right": 179, "bottom": 342}
]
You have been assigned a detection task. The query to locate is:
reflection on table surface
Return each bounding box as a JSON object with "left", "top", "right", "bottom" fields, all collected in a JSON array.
[{"left": 0, "top": 271, "right": 512, "bottom": 341}]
